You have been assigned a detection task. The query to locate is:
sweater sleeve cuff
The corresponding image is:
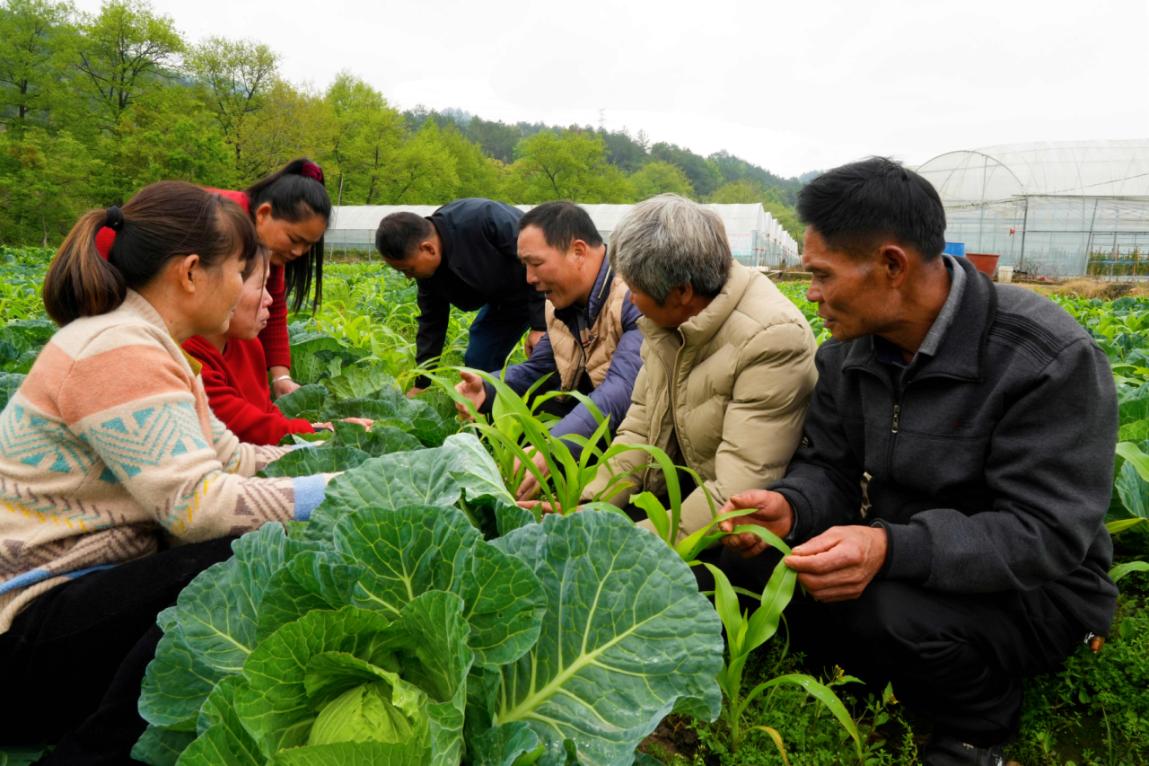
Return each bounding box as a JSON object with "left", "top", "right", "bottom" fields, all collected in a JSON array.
[
  {"left": 292, "top": 474, "right": 328, "bottom": 520},
  {"left": 880, "top": 521, "right": 932, "bottom": 582}
]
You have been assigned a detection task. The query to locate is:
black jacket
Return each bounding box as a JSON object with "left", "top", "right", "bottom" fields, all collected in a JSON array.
[
  {"left": 415, "top": 199, "right": 545, "bottom": 367},
  {"left": 775, "top": 257, "right": 1118, "bottom": 634}
]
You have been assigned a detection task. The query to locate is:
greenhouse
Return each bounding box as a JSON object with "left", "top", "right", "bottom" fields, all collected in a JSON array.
[
  {"left": 328, "top": 203, "right": 800, "bottom": 268},
  {"left": 916, "top": 140, "right": 1149, "bottom": 278}
]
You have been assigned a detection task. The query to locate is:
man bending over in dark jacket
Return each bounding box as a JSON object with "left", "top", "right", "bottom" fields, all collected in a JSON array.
[
  {"left": 376, "top": 198, "right": 546, "bottom": 394},
  {"left": 720, "top": 157, "right": 1118, "bottom": 766}
]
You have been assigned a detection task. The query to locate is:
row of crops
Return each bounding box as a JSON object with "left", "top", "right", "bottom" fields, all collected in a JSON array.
[{"left": 1, "top": 246, "right": 1147, "bottom": 764}]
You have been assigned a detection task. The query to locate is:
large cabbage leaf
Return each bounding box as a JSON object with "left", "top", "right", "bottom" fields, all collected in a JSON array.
[
  {"left": 217, "top": 593, "right": 469, "bottom": 765},
  {"left": 137, "top": 441, "right": 723, "bottom": 766},
  {"left": 138, "top": 525, "right": 314, "bottom": 729},
  {"left": 337, "top": 505, "right": 545, "bottom": 666},
  {"left": 483, "top": 511, "right": 724, "bottom": 766},
  {"left": 304, "top": 433, "right": 513, "bottom": 541}
]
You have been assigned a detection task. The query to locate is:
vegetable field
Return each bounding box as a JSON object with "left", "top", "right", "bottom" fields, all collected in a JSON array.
[{"left": 1, "top": 246, "right": 1148, "bottom": 765}]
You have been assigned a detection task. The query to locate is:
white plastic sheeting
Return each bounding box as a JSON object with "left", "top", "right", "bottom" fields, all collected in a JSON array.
[
  {"left": 917, "top": 140, "right": 1149, "bottom": 277},
  {"left": 327, "top": 202, "right": 800, "bottom": 268}
]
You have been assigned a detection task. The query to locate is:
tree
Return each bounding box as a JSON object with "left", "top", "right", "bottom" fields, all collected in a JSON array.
[
  {"left": 708, "top": 179, "right": 766, "bottom": 204},
  {"left": 650, "top": 142, "right": 723, "bottom": 198},
  {"left": 0, "top": 127, "right": 103, "bottom": 245},
  {"left": 323, "top": 72, "right": 404, "bottom": 205},
  {"left": 507, "top": 130, "right": 633, "bottom": 203},
  {"left": 75, "top": 0, "right": 183, "bottom": 126},
  {"left": 600, "top": 128, "right": 648, "bottom": 173},
  {"left": 457, "top": 115, "right": 521, "bottom": 163},
  {"left": 242, "top": 79, "right": 336, "bottom": 182},
  {"left": 709, "top": 150, "right": 801, "bottom": 205},
  {"left": 185, "top": 36, "right": 278, "bottom": 173},
  {"left": 437, "top": 124, "right": 500, "bottom": 199},
  {"left": 629, "top": 160, "right": 694, "bottom": 199},
  {"left": 0, "top": 0, "right": 77, "bottom": 130},
  {"left": 108, "top": 83, "right": 233, "bottom": 191},
  {"left": 375, "top": 121, "right": 459, "bottom": 204}
]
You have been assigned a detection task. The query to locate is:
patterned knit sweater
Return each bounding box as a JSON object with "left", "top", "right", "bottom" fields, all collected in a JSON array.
[{"left": 0, "top": 291, "right": 328, "bottom": 633}]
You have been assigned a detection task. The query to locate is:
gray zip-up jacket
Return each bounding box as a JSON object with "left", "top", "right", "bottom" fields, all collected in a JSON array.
[{"left": 775, "top": 257, "right": 1118, "bottom": 634}]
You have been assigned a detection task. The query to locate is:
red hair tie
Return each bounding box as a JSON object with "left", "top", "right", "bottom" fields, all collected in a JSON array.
[
  {"left": 299, "top": 160, "right": 325, "bottom": 185},
  {"left": 95, "top": 206, "right": 124, "bottom": 261}
]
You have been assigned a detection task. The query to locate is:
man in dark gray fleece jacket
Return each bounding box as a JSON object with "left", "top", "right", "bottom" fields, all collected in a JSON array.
[{"left": 720, "top": 158, "right": 1118, "bottom": 766}]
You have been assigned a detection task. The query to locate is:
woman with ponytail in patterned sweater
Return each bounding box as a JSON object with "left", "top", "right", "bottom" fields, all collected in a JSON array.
[{"left": 0, "top": 182, "right": 333, "bottom": 764}]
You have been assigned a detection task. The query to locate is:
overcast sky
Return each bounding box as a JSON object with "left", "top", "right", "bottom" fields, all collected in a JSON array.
[{"left": 74, "top": 0, "right": 1149, "bottom": 178}]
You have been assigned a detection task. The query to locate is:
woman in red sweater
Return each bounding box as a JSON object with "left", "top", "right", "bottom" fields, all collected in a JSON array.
[
  {"left": 183, "top": 250, "right": 318, "bottom": 444},
  {"left": 211, "top": 159, "right": 331, "bottom": 399},
  {"left": 184, "top": 250, "right": 373, "bottom": 445}
]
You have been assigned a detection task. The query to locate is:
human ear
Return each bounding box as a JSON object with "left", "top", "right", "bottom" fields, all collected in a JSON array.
[
  {"left": 173, "top": 254, "right": 202, "bottom": 294},
  {"left": 254, "top": 202, "right": 273, "bottom": 226},
  {"left": 880, "top": 244, "right": 910, "bottom": 285},
  {"left": 421, "top": 241, "right": 442, "bottom": 270},
  {"left": 672, "top": 283, "right": 694, "bottom": 307}
]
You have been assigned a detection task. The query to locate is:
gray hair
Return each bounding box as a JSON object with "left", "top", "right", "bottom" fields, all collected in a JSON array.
[{"left": 609, "top": 194, "right": 732, "bottom": 303}]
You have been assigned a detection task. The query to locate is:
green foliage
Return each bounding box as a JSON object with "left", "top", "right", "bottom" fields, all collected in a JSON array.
[
  {"left": 1056, "top": 296, "right": 1149, "bottom": 548},
  {"left": 1, "top": 255, "right": 1145, "bottom": 766},
  {"left": 0, "top": 247, "right": 49, "bottom": 321},
  {"left": 487, "top": 511, "right": 724, "bottom": 764},
  {"left": 1011, "top": 591, "right": 1149, "bottom": 766},
  {"left": 0, "top": 749, "right": 48, "bottom": 766},
  {"left": 630, "top": 160, "right": 695, "bottom": 198},
  {"left": 701, "top": 551, "right": 863, "bottom": 762},
  {"left": 650, "top": 142, "right": 724, "bottom": 198},
  {"left": 0, "top": 318, "right": 53, "bottom": 372},
  {"left": 436, "top": 367, "right": 682, "bottom": 520},
  {"left": 75, "top": 0, "right": 184, "bottom": 127},
  {"left": 0, "top": 0, "right": 77, "bottom": 130},
  {"left": 0, "top": 0, "right": 803, "bottom": 243},
  {"left": 135, "top": 450, "right": 723, "bottom": 765},
  {"left": 507, "top": 130, "right": 635, "bottom": 203},
  {"left": 184, "top": 36, "right": 279, "bottom": 175}
]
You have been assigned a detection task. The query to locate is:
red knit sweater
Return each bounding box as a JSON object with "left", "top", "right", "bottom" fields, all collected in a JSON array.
[
  {"left": 182, "top": 335, "right": 314, "bottom": 445},
  {"left": 259, "top": 264, "right": 292, "bottom": 370}
]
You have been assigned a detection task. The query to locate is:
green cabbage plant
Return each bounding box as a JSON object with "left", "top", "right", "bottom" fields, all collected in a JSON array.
[{"left": 134, "top": 434, "right": 723, "bottom": 766}]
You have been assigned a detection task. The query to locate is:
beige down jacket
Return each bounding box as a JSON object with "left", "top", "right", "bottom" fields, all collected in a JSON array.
[{"left": 582, "top": 262, "right": 817, "bottom": 537}]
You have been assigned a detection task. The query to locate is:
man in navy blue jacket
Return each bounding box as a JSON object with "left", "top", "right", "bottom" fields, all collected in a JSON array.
[
  {"left": 376, "top": 198, "right": 547, "bottom": 392},
  {"left": 455, "top": 201, "right": 643, "bottom": 499},
  {"left": 721, "top": 158, "right": 1118, "bottom": 766}
]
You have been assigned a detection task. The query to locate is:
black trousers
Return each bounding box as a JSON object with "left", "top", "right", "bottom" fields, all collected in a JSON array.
[
  {"left": 0, "top": 537, "right": 237, "bottom": 765},
  {"left": 717, "top": 547, "right": 1085, "bottom": 746}
]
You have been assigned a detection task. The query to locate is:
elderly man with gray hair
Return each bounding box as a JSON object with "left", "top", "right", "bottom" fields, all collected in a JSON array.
[{"left": 580, "top": 194, "right": 818, "bottom": 538}]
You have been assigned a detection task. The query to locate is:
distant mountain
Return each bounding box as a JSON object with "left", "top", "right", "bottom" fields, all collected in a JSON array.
[{"left": 403, "top": 107, "right": 807, "bottom": 203}]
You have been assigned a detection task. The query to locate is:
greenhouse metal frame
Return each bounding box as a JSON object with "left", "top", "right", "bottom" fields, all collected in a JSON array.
[{"left": 916, "top": 140, "right": 1149, "bottom": 279}]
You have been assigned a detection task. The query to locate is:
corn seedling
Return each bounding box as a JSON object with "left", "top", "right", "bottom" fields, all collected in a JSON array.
[
  {"left": 703, "top": 529, "right": 864, "bottom": 761},
  {"left": 428, "top": 368, "right": 647, "bottom": 516}
]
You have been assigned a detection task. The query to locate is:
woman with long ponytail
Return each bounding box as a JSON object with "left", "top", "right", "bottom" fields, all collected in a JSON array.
[
  {"left": 210, "top": 158, "right": 332, "bottom": 398},
  {"left": 0, "top": 181, "right": 334, "bottom": 763}
]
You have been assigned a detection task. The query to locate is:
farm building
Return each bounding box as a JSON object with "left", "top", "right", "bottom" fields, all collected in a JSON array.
[
  {"left": 916, "top": 140, "right": 1149, "bottom": 278},
  {"left": 326, "top": 202, "right": 800, "bottom": 268}
]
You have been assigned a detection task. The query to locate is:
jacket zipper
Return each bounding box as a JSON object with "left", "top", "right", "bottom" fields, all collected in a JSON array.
[{"left": 885, "top": 400, "right": 901, "bottom": 479}]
